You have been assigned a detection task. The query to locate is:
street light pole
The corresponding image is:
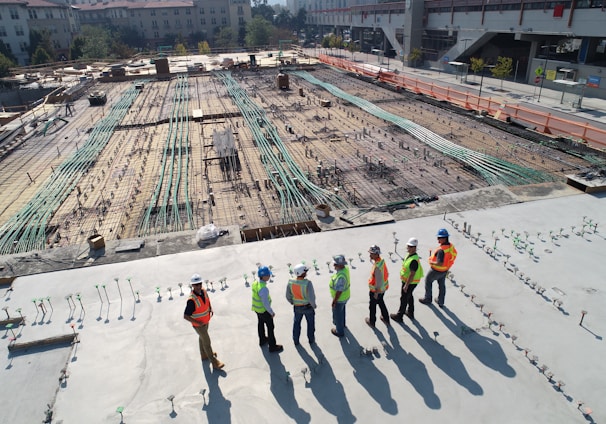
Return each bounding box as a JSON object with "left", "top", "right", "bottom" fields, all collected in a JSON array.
[
  {"left": 477, "top": 65, "right": 494, "bottom": 108},
  {"left": 537, "top": 44, "right": 555, "bottom": 103}
]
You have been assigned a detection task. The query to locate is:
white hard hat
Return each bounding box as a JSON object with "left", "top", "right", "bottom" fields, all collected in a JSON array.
[
  {"left": 190, "top": 273, "right": 202, "bottom": 284},
  {"left": 293, "top": 263, "right": 309, "bottom": 276},
  {"left": 406, "top": 237, "right": 418, "bottom": 247}
]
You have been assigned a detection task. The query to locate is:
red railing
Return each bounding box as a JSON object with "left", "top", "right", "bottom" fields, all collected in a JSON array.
[{"left": 320, "top": 55, "right": 606, "bottom": 148}]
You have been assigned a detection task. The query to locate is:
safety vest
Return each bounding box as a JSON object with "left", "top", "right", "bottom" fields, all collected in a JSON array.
[
  {"left": 400, "top": 253, "right": 424, "bottom": 284},
  {"left": 429, "top": 243, "right": 457, "bottom": 272},
  {"left": 189, "top": 291, "right": 211, "bottom": 327},
  {"left": 368, "top": 259, "right": 389, "bottom": 292},
  {"left": 251, "top": 280, "right": 271, "bottom": 313},
  {"left": 329, "top": 267, "right": 351, "bottom": 302},
  {"left": 289, "top": 279, "right": 310, "bottom": 306}
]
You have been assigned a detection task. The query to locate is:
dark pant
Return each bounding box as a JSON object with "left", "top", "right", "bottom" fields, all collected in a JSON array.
[
  {"left": 397, "top": 283, "right": 418, "bottom": 318},
  {"left": 369, "top": 291, "right": 389, "bottom": 324},
  {"left": 424, "top": 268, "right": 448, "bottom": 305},
  {"left": 293, "top": 305, "right": 315, "bottom": 344},
  {"left": 256, "top": 311, "right": 277, "bottom": 348}
]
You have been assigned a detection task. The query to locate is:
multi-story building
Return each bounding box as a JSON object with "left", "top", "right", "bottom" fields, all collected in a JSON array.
[
  {"left": 0, "top": 0, "right": 31, "bottom": 66},
  {"left": 76, "top": 0, "right": 250, "bottom": 50},
  {"left": 302, "top": 0, "right": 606, "bottom": 99},
  {"left": 27, "top": 0, "right": 80, "bottom": 60}
]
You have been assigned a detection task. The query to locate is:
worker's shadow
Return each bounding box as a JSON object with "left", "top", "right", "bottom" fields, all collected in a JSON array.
[
  {"left": 262, "top": 349, "right": 311, "bottom": 423},
  {"left": 437, "top": 307, "right": 515, "bottom": 378},
  {"left": 202, "top": 363, "right": 231, "bottom": 423},
  {"left": 399, "top": 319, "right": 483, "bottom": 397},
  {"left": 379, "top": 326, "right": 442, "bottom": 408},
  {"left": 297, "top": 344, "right": 356, "bottom": 423},
  {"left": 339, "top": 330, "right": 398, "bottom": 415}
]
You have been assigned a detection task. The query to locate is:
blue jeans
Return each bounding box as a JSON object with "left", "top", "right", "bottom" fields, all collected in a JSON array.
[
  {"left": 293, "top": 305, "right": 315, "bottom": 344},
  {"left": 332, "top": 302, "right": 346, "bottom": 336},
  {"left": 423, "top": 268, "right": 448, "bottom": 305}
]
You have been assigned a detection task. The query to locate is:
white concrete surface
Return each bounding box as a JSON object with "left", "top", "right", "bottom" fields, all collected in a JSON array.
[{"left": 1, "top": 190, "right": 604, "bottom": 423}]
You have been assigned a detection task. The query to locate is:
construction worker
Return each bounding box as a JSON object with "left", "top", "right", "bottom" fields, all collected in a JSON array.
[
  {"left": 285, "top": 263, "right": 317, "bottom": 345},
  {"left": 391, "top": 237, "right": 424, "bottom": 322},
  {"left": 420, "top": 228, "right": 458, "bottom": 308},
  {"left": 183, "top": 274, "right": 225, "bottom": 370},
  {"left": 366, "top": 245, "right": 390, "bottom": 327},
  {"left": 252, "top": 266, "right": 283, "bottom": 352},
  {"left": 330, "top": 255, "right": 350, "bottom": 337}
]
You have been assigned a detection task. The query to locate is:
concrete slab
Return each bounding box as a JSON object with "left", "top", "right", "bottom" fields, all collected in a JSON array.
[{"left": 1, "top": 192, "right": 604, "bottom": 423}]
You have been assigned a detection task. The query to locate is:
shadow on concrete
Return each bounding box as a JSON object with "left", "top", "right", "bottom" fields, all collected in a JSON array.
[
  {"left": 262, "top": 348, "right": 311, "bottom": 423},
  {"left": 437, "top": 307, "right": 515, "bottom": 378},
  {"left": 201, "top": 363, "right": 231, "bottom": 423},
  {"left": 339, "top": 330, "right": 397, "bottom": 415}
]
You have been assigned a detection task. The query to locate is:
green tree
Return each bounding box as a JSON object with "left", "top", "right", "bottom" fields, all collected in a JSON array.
[
  {"left": 245, "top": 16, "right": 272, "bottom": 47},
  {"left": 0, "top": 40, "right": 17, "bottom": 64},
  {"left": 292, "top": 8, "right": 307, "bottom": 33},
  {"left": 490, "top": 56, "right": 513, "bottom": 89},
  {"left": 470, "top": 57, "right": 485, "bottom": 81},
  {"left": 175, "top": 43, "right": 187, "bottom": 56},
  {"left": 216, "top": 27, "right": 236, "bottom": 49},
  {"left": 70, "top": 36, "right": 86, "bottom": 60},
  {"left": 28, "top": 30, "right": 55, "bottom": 61},
  {"left": 0, "top": 53, "right": 15, "bottom": 77},
  {"left": 274, "top": 9, "right": 291, "bottom": 28},
  {"left": 408, "top": 48, "right": 423, "bottom": 68},
  {"left": 31, "top": 46, "right": 52, "bottom": 65},
  {"left": 251, "top": 2, "right": 275, "bottom": 22},
  {"left": 198, "top": 41, "right": 211, "bottom": 54},
  {"left": 80, "top": 25, "right": 110, "bottom": 59},
  {"left": 111, "top": 41, "right": 134, "bottom": 59}
]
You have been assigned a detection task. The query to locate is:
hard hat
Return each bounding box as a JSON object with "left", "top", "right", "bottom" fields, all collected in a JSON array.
[
  {"left": 258, "top": 266, "right": 271, "bottom": 278},
  {"left": 368, "top": 245, "right": 381, "bottom": 255},
  {"left": 333, "top": 255, "right": 347, "bottom": 266},
  {"left": 293, "top": 263, "right": 309, "bottom": 276},
  {"left": 437, "top": 228, "right": 450, "bottom": 238},
  {"left": 190, "top": 273, "right": 202, "bottom": 284},
  {"left": 406, "top": 237, "right": 418, "bottom": 247}
]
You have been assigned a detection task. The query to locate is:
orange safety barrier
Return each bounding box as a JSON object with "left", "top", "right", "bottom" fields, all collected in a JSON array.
[{"left": 319, "top": 55, "right": 606, "bottom": 149}]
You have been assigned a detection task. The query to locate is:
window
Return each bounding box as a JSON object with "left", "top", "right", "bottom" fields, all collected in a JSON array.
[
  {"left": 199, "top": 8, "right": 204, "bottom": 14},
  {"left": 238, "top": 17, "right": 244, "bottom": 24},
  {"left": 237, "top": 6, "right": 243, "bottom": 14},
  {"left": 152, "top": 20, "right": 158, "bottom": 28},
  {"left": 163, "top": 19, "right": 169, "bottom": 26},
  {"left": 151, "top": 9, "right": 156, "bottom": 16},
  {"left": 174, "top": 9, "right": 179, "bottom": 15},
  {"left": 10, "top": 8, "right": 19, "bottom": 19},
  {"left": 210, "top": 7, "right": 215, "bottom": 14},
  {"left": 200, "top": 18, "right": 206, "bottom": 24},
  {"left": 20, "top": 41, "right": 27, "bottom": 52},
  {"left": 186, "top": 8, "right": 191, "bottom": 15},
  {"left": 131, "top": 11, "right": 134, "bottom": 17},
  {"left": 0, "top": 27, "right": 7, "bottom": 37},
  {"left": 15, "top": 25, "right": 24, "bottom": 36},
  {"left": 187, "top": 18, "right": 192, "bottom": 26},
  {"left": 29, "top": 10, "right": 38, "bottom": 19},
  {"left": 154, "top": 31, "right": 159, "bottom": 38},
  {"left": 220, "top": 7, "right": 226, "bottom": 13},
  {"left": 175, "top": 19, "right": 181, "bottom": 27},
  {"left": 221, "top": 17, "right": 226, "bottom": 25},
  {"left": 211, "top": 17, "right": 216, "bottom": 24}
]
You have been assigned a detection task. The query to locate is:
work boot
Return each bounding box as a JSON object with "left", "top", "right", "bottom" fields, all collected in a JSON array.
[
  {"left": 434, "top": 298, "right": 444, "bottom": 308},
  {"left": 365, "top": 317, "right": 375, "bottom": 328},
  {"left": 419, "top": 298, "right": 432, "bottom": 305},
  {"left": 269, "top": 344, "right": 284, "bottom": 353},
  {"left": 212, "top": 359, "right": 225, "bottom": 370},
  {"left": 405, "top": 311, "right": 415, "bottom": 321},
  {"left": 380, "top": 316, "right": 391, "bottom": 326},
  {"left": 390, "top": 313, "right": 403, "bottom": 323}
]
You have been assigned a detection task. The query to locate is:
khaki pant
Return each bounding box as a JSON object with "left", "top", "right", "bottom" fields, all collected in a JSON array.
[{"left": 192, "top": 324, "right": 214, "bottom": 359}]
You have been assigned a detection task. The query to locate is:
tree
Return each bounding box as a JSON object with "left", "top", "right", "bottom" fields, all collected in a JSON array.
[
  {"left": 0, "top": 53, "right": 15, "bottom": 77},
  {"left": 347, "top": 40, "right": 360, "bottom": 60},
  {"left": 251, "top": 3, "right": 275, "bottom": 22},
  {"left": 175, "top": 43, "right": 187, "bottom": 56},
  {"left": 216, "top": 27, "right": 236, "bottom": 49},
  {"left": 0, "top": 40, "right": 17, "bottom": 64},
  {"left": 31, "top": 46, "right": 52, "bottom": 65},
  {"left": 245, "top": 16, "right": 272, "bottom": 47},
  {"left": 111, "top": 41, "right": 134, "bottom": 59},
  {"left": 70, "top": 36, "right": 85, "bottom": 60},
  {"left": 470, "top": 57, "right": 485, "bottom": 81},
  {"left": 198, "top": 41, "right": 211, "bottom": 55},
  {"left": 79, "top": 25, "right": 110, "bottom": 59},
  {"left": 29, "top": 30, "right": 55, "bottom": 61},
  {"left": 292, "top": 8, "right": 307, "bottom": 33},
  {"left": 490, "top": 56, "right": 513, "bottom": 89},
  {"left": 274, "top": 9, "right": 291, "bottom": 28},
  {"left": 408, "top": 48, "right": 423, "bottom": 68}
]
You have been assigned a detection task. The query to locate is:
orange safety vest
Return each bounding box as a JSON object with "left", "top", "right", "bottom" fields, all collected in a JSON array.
[
  {"left": 429, "top": 243, "right": 457, "bottom": 272},
  {"left": 289, "top": 279, "right": 310, "bottom": 306},
  {"left": 189, "top": 291, "right": 211, "bottom": 327},
  {"left": 368, "top": 259, "right": 389, "bottom": 292}
]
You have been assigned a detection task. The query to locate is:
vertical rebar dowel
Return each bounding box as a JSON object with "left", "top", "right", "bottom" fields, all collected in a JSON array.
[
  {"left": 38, "top": 299, "right": 46, "bottom": 314},
  {"left": 115, "top": 278, "right": 122, "bottom": 301},
  {"left": 102, "top": 285, "right": 110, "bottom": 304},
  {"left": 178, "top": 283, "right": 183, "bottom": 296},
  {"left": 579, "top": 310, "right": 587, "bottom": 326},
  {"left": 45, "top": 297, "right": 53, "bottom": 312},
  {"left": 127, "top": 278, "right": 135, "bottom": 299},
  {"left": 76, "top": 294, "right": 84, "bottom": 312},
  {"left": 95, "top": 285, "right": 103, "bottom": 303}
]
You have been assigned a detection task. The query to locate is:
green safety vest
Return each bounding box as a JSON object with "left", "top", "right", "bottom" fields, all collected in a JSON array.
[
  {"left": 329, "top": 267, "right": 351, "bottom": 302},
  {"left": 251, "top": 280, "right": 271, "bottom": 313},
  {"left": 400, "top": 253, "right": 424, "bottom": 284}
]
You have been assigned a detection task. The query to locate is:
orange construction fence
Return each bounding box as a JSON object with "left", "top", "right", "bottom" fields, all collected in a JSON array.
[{"left": 319, "top": 55, "right": 606, "bottom": 149}]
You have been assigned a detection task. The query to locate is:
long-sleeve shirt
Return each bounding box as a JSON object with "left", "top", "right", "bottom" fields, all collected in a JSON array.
[
  {"left": 257, "top": 285, "right": 274, "bottom": 315},
  {"left": 285, "top": 278, "right": 317, "bottom": 309}
]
